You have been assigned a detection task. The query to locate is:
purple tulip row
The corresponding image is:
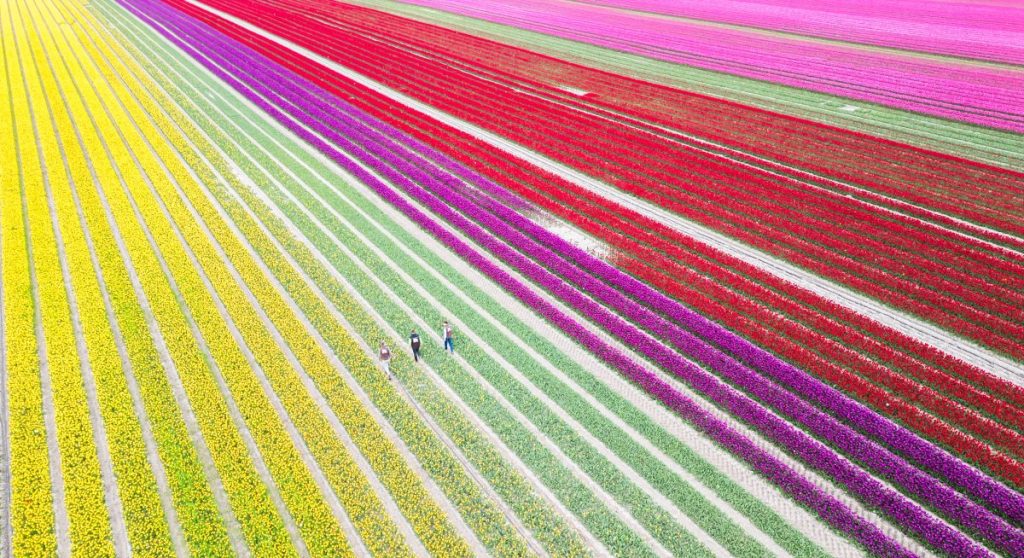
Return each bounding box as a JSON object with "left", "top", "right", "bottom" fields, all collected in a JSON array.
[{"left": 124, "top": 0, "right": 1010, "bottom": 555}]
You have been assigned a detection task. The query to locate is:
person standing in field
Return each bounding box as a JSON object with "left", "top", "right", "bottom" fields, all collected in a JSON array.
[
  {"left": 442, "top": 320, "right": 454, "bottom": 354},
  {"left": 379, "top": 341, "right": 392, "bottom": 380},
  {"left": 410, "top": 329, "right": 421, "bottom": 362}
]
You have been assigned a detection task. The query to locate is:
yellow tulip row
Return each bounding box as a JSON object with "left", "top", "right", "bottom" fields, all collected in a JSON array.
[
  {"left": 26, "top": 0, "right": 234, "bottom": 550},
  {"left": 18, "top": 0, "right": 192, "bottom": 554},
  {"left": 1, "top": 4, "right": 58, "bottom": 555},
  {"left": 55, "top": 0, "right": 471, "bottom": 555},
  {"left": 46, "top": 7, "right": 317, "bottom": 557},
  {"left": 87, "top": 4, "right": 542, "bottom": 554},
  {"left": 24, "top": 0, "right": 239, "bottom": 552},
  {"left": 23, "top": 0, "right": 308, "bottom": 553},
  {"left": 92, "top": 18, "right": 473, "bottom": 555}
]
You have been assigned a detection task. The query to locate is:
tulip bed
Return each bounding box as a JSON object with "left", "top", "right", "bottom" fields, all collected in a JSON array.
[
  {"left": 169, "top": 0, "right": 1024, "bottom": 492},
  {"left": 5, "top": 0, "right": 1024, "bottom": 556}
]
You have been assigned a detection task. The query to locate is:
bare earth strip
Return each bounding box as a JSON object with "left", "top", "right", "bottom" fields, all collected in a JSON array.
[
  {"left": 188, "top": 0, "right": 1023, "bottom": 382},
  {"left": 0, "top": 33, "right": 10, "bottom": 554}
]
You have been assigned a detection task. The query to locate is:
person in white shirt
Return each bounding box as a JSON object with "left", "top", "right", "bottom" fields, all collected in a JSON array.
[{"left": 379, "top": 341, "right": 392, "bottom": 380}]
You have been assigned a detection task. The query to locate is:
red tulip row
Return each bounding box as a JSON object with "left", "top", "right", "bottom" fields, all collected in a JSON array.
[
  {"left": 167, "top": 0, "right": 1024, "bottom": 494},
  {"left": 293, "top": 0, "right": 1024, "bottom": 237},
  {"left": 203, "top": 0, "right": 1024, "bottom": 364}
]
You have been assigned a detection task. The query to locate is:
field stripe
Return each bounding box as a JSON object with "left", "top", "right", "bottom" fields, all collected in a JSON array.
[
  {"left": 348, "top": 0, "right": 1024, "bottom": 171},
  {"left": 90, "top": 3, "right": 598, "bottom": 552},
  {"left": 151, "top": 3, "right": 942, "bottom": 552},
  {"left": 27, "top": 0, "right": 189, "bottom": 548},
  {"left": 18, "top": 1, "right": 190, "bottom": 553},
  {"left": 40, "top": 7, "right": 335, "bottom": 552},
  {"left": 0, "top": 7, "right": 12, "bottom": 556},
  {"left": 39, "top": 21, "right": 261, "bottom": 553},
  {"left": 8, "top": 4, "right": 86, "bottom": 553},
  {"left": 13, "top": 8, "right": 239, "bottom": 556},
  {"left": 116, "top": 6, "right": 655, "bottom": 548},
  {"left": 183, "top": 0, "right": 1024, "bottom": 383},
  {"left": 142, "top": 13, "right": 815, "bottom": 552}
]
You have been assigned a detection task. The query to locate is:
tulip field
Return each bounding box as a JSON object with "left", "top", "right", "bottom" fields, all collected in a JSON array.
[{"left": 2, "top": 0, "right": 1023, "bottom": 556}]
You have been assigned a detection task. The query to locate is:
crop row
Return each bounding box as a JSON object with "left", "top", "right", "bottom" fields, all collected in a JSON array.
[
  {"left": 226, "top": 0, "right": 1024, "bottom": 412},
  {"left": 575, "top": 0, "right": 1024, "bottom": 64},
  {"left": 22, "top": 0, "right": 191, "bottom": 553},
  {"left": 132, "top": 3, "right": 922, "bottom": 555},
  {"left": 152, "top": 2, "right": 1024, "bottom": 554},
  {"left": 32, "top": 4, "right": 237, "bottom": 552},
  {"left": 87, "top": 6, "right": 606, "bottom": 555},
  {"left": 103, "top": 2, "right": 860, "bottom": 552},
  {"left": 66, "top": 2, "right": 498, "bottom": 554},
  {"left": 391, "top": 0, "right": 1024, "bottom": 133},
  {"left": 174, "top": 0, "right": 1024, "bottom": 532},
  {"left": 52, "top": 11, "right": 306, "bottom": 555}
]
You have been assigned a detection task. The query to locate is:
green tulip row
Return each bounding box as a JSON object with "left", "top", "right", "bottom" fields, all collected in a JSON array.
[
  {"left": 73, "top": 3, "right": 479, "bottom": 555},
  {"left": 2, "top": 5, "right": 59, "bottom": 555},
  {"left": 89, "top": 2, "right": 590, "bottom": 555}
]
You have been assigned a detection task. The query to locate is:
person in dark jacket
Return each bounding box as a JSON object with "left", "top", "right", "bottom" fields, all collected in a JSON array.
[{"left": 409, "top": 329, "right": 421, "bottom": 362}]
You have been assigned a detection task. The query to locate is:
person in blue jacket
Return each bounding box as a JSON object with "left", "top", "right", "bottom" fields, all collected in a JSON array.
[{"left": 442, "top": 320, "right": 454, "bottom": 354}]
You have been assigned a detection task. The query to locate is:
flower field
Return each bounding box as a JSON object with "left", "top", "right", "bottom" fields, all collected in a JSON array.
[{"left": 1, "top": 0, "right": 1022, "bottom": 556}]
